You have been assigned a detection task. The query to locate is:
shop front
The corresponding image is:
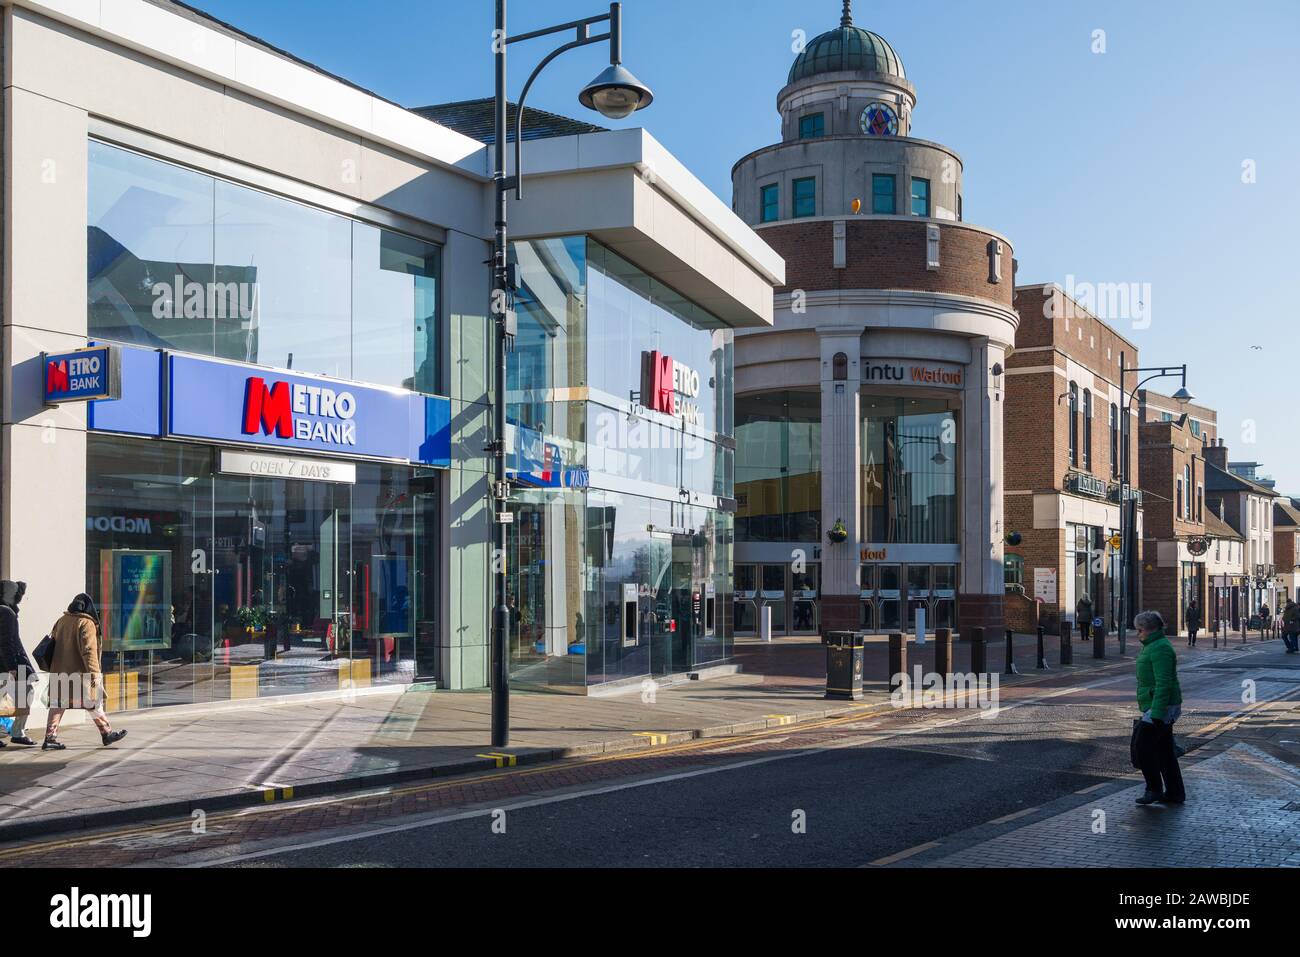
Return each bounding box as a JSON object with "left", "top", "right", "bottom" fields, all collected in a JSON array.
[{"left": 504, "top": 236, "right": 738, "bottom": 692}]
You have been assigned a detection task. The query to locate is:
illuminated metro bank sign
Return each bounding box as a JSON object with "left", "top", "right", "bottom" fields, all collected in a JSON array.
[
  {"left": 83, "top": 345, "right": 450, "bottom": 468},
  {"left": 642, "top": 350, "right": 703, "bottom": 425}
]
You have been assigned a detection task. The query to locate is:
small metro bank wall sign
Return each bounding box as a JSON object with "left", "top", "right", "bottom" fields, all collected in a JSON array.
[{"left": 642, "top": 350, "right": 703, "bottom": 424}]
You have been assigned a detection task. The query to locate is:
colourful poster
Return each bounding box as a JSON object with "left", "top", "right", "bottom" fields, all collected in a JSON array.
[{"left": 101, "top": 550, "right": 172, "bottom": 651}]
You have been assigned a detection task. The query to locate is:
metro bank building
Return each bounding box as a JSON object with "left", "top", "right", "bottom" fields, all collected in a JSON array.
[{"left": 1, "top": 0, "right": 780, "bottom": 713}]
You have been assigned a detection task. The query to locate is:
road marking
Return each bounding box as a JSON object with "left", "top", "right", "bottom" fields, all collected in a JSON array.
[
  {"left": 764, "top": 714, "right": 796, "bottom": 726},
  {"left": 987, "top": 806, "right": 1038, "bottom": 825},
  {"left": 633, "top": 732, "right": 669, "bottom": 746},
  {"left": 476, "top": 752, "right": 517, "bottom": 768},
  {"left": 867, "top": 842, "right": 940, "bottom": 866},
  {"left": 1075, "top": 782, "right": 1109, "bottom": 795},
  {"left": 703, "top": 736, "right": 790, "bottom": 754}
]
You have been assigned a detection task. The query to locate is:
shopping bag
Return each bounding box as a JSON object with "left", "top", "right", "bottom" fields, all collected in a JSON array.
[{"left": 1129, "top": 718, "right": 1142, "bottom": 769}]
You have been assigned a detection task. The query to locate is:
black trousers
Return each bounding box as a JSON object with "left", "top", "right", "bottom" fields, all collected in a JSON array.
[{"left": 1135, "top": 718, "right": 1185, "bottom": 799}]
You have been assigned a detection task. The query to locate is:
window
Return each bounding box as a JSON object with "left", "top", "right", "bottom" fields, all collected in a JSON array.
[
  {"left": 1110, "top": 403, "right": 1119, "bottom": 478},
  {"left": 760, "top": 183, "right": 779, "bottom": 223},
  {"left": 871, "top": 174, "right": 896, "bottom": 214},
  {"left": 1190, "top": 420, "right": 1201, "bottom": 437},
  {"left": 1183, "top": 466, "right": 1192, "bottom": 519},
  {"left": 1068, "top": 382, "right": 1079, "bottom": 467},
  {"left": 1197, "top": 484, "right": 1203, "bottom": 522},
  {"left": 798, "top": 113, "right": 825, "bottom": 139},
  {"left": 736, "top": 391, "right": 821, "bottom": 542},
  {"left": 861, "top": 397, "right": 958, "bottom": 544},
  {"left": 1004, "top": 554, "right": 1025, "bottom": 591},
  {"left": 910, "top": 177, "right": 930, "bottom": 217},
  {"left": 792, "top": 178, "right": 817, "bottom": 218},
  {"left": 88, "top": 139, "right": 442, "bottom": 392},
  {"left": 1082, "top": 389, "right": 1093, "bottom": 471},
  {"left": 1176, "top": 477, "right": 1184, "bottom": 520}
]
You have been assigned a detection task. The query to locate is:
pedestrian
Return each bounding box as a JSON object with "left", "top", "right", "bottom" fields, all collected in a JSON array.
[
  {"left": 1185, "top": 598, "right": 1202, "bottom": 648},
  {"left": 1282, "top": 600, "right": 1300, "bottom": 654},
  {"left": 1076, "top": 594, "right": 1093, "bottom": 643},
  {"left": 1132, "top": 610, "right": 1186, "bottom": 806},
  {"left": 43, "top": 593, "right": 127, "bottom": 751},
  {"left": 0, "top": 580, "right": 38, "bottom": 747}
]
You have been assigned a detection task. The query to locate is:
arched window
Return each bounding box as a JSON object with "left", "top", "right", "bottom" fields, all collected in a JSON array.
[
  {"left": 1082, "top": 389, "right": 1093, "bottom": 471},
  {"left": 1068, "top": 382, "right": 1079, "bottom": 467}
]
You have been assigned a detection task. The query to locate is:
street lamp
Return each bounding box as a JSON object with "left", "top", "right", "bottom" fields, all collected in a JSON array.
[
  {"left": 489, "top": 1, "right": 653, "bottom": 748},
  {"left": 1116, "top": 356, "right": 1192, "bottom": 654}
]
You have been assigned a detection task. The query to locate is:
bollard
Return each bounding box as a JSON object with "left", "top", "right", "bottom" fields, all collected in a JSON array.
[
  {"left": 888, "top": 632, "right": 907, "bottom": 694},
  {"left": 970, "top": 626, "right": 987, "bottom": 674},
  {"left": 1059, "top": 618, "right": 1073, "bottom": 666},
  {"left": 1092, "top": 622, "right": 1105, "bottom": 660},
  {"left": 1036, "top": 625, "right": 1049, "bottom": 670},
  {"left": 1212, "top": 619, "right": 1219, "bottom": 649},
  {"left": 935, "top": 627, "right": 953, "bottom": 677},
  {"left": 1004, "top": 629, "right": 1018, "bottom": 675}
]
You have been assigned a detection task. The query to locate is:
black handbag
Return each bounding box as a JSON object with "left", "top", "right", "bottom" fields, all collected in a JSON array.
[
  {"left": 33, "top": 634, "right": 54, "bottom": 672},
  {"left": 1129, "top": 718, "right": 1143, "bottom": 769}
]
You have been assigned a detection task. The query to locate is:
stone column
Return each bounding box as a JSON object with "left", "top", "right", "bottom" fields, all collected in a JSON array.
[
  {"left": 818, "top": 328, "right": 862, "bottom": 632},
  {"left": 958, "top": 338, "right": 1007, "bottom": 635}
]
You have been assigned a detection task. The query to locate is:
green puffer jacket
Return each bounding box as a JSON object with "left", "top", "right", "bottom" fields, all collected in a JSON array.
[{"left": 1135, "top": 628, "right": 1182, "bottom": 721}]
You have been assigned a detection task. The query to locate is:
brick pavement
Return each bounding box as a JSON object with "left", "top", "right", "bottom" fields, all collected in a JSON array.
[{"left": 889, "top": 693, "right": 1300, "bottom": 868}]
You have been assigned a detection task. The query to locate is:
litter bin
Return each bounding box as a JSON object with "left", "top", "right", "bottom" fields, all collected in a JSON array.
[{"left": 823, "top": 630, "right": 865, "bottom": 700}]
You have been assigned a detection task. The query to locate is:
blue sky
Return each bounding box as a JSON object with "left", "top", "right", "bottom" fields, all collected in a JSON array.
[{"left": 194, "top": 0, "right": 1300, "bottom": 492}]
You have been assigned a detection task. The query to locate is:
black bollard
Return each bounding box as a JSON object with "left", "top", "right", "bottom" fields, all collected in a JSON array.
[
  {"left": 1212, "top": 618, "right": 1219, "bottom": 649},
  {"left": 935, "top": 627, "right": 953, "bottom": 677},
  {"left": 1092, "top": 621, "right": 1105, "bottom": 660},
  {"left": 970, "top": 626, "right": 987, "bottom": 674},
  {"left": 1059, "top": 618, "right": 1073, "bottom": 665},
  {"left": 888, "top": 632, "right": 907, "bottom": 694},
  {"left": 1036, "top": 625, "right": 1049, "bottom": 670},
  {"left": 1004, "top": 629, "right": 1019, "bottom": 675}
]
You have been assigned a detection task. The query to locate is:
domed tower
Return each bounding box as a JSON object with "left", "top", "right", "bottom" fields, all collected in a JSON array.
[{"left": 730, "top": 1, "right": 1017, "bottom": 640}]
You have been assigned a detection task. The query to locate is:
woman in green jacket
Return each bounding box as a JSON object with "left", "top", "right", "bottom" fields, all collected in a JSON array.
[{"left": 1132, "top": 610, "right": 1185, "bottom": 805}]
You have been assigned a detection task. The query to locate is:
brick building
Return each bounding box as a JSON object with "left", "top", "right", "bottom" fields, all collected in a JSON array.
[
  {"left": 728, "top": 1, "right": 1016, "bottom": 638},
  {"left": 1204, "top": 440, "right": 1280, "bottom": 625},
  {"left": 1275, "top": 498, "right": 1300, "bottom": 607},
  {"left": 1002, "top": 284, "right": 1141, "bottom": 634},
  {"left": 1138, "top": 415, "right": 1211, "bottom": 636}
]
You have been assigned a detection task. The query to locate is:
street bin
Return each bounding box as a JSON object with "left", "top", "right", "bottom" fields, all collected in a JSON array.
[{"left": 823, "top": 630, "right": 865, "bottom": 700}]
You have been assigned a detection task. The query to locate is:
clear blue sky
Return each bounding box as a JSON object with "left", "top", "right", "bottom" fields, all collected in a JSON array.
[{"left": 193, "top": 0, "right": 1300, "bottom": 493}]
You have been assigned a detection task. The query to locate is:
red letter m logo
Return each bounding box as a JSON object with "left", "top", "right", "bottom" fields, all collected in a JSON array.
[
  {"left": 46, "top": 359, "right": 70, "bottom": 394},
  {"left": 644, "top": 351, "right": 674, "bottom": 415},
  {"left": 242, "top": 377, "right": 293, "bottom": 438}
]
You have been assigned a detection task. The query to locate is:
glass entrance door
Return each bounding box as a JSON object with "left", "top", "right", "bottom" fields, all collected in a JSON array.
[{"left": 212, "top": 473, "right": 352, "bottom": 699}]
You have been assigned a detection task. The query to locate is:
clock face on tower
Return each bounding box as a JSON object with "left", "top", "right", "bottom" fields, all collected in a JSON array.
[{"left": 860, "top": 102, "right": 899, "bottom": 136}]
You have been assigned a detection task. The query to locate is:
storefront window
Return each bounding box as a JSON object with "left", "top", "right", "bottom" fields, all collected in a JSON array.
[
  {"left": 88, "top": 140, "right": 442, "bottom": 393},
  {"left": 735, "top": 390, "right": 821, "bottom": 542},
  {"left": 86, "top": 434, "right": 439, "bottom": 710},
  {"left": 861, "top": 397, "right": 958, "bottom": 544}
]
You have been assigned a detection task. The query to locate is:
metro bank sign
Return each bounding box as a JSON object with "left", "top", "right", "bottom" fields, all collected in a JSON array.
[
  {"left": 242, "top": 377, "right": 359, "bottom": 446},
  {"left": 641, "top": 350, "right": 702, "bottom": 425}
]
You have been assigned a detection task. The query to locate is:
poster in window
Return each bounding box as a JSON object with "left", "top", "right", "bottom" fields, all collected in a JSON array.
[{"left": 100, "top": 550, "right": 172, "bottom": 651}]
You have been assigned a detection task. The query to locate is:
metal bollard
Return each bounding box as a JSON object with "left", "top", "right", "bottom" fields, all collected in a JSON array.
[
  {"left": 970, "top": 626, "right": 987, "bottom": 674},
  {"left": 888, "top": 632, "right": 907, "bottom": 694},
  {"left": 1036, "top": 625, "right": 1048, "bottom": 670},
  {"left": 1004, "top": 629, "right": 1019, "bottom": 675},
  {"left": 935, "top": 627, "right": 953, "bottom": 677},
  {"left": 1092, "top": 622, "right": 1105, "bottom": 660},
  {"left": 1212, "top": 619, "right": 1219, "bottom": 649},
  {"left": 1059, "top": 618, "right": 1073, "bottom": 666}
]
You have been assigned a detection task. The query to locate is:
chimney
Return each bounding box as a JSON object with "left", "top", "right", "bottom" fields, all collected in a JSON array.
[{"left": 1204, "top": 437, "right": 1228, "bottom": 472}]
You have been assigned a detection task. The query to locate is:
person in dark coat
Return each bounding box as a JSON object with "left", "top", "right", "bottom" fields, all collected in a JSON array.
[
  {"left": 1076, "top": 595, "right": 1094, "bottom": 642},
  {"left": 1185, "top": 599, "right": 1202, "bottom": 647},
  {"left": 1282, "top": 600, "right": 1300, "bottom": 654},
  {"left": 0, "top": 580, "right": 38, "bottom": 746}
]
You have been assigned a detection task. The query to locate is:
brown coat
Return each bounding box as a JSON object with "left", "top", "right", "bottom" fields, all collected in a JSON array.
[{"left": 48, "top": 612, "right": 102, "bottom": 709}]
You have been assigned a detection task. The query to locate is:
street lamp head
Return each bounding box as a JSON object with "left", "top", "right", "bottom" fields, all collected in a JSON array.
[
  {"left": 579, "top": 64, "right": 654, "bottom": 119},
  {"left": 1171, "top": 386, "right": 1195, "bottom": 406}
]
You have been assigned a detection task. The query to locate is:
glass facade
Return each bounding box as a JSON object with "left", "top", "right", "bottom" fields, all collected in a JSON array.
[
  {"left": 84, "top": 140, "right": 446, "bottom": 710},
  {"left": 735, "top": 390, "right": 821, "bottom": 542},
  {"left": 86, "top": 435, "right": 441, "bottom": 709},
  {"left": 88, "top": 140, "right": 441, "bottom": 392},
  {"left": 861, "top": 397, "right": 958, "bottom": 544},
  {"left": 505, "top": 237, "right": 735, "bottom": 690}
]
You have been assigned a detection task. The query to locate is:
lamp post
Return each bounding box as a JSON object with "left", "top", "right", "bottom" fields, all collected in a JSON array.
[
  {"left": 489, "top": 1, "right": 652, "bottom": 747},
  {"left": 1116, "top": 355, "right": 1193, "bottom": 654}
]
